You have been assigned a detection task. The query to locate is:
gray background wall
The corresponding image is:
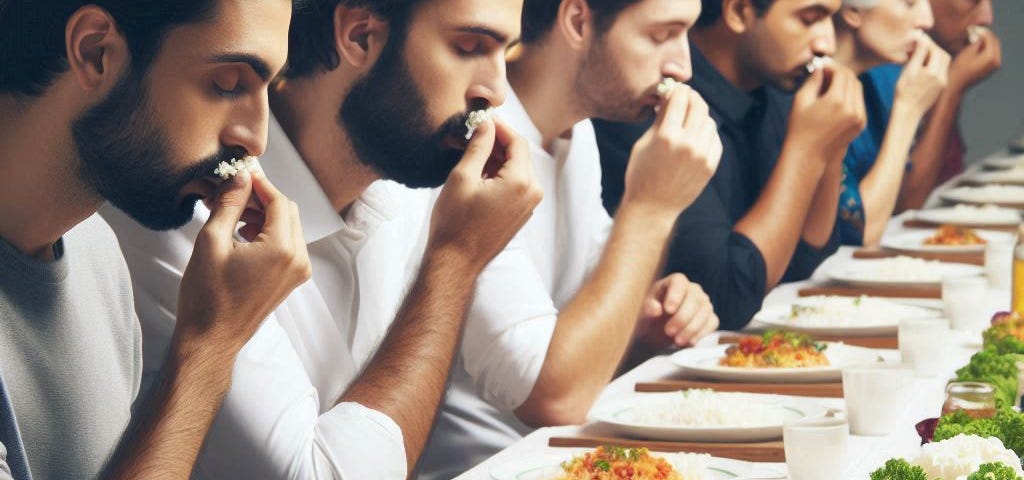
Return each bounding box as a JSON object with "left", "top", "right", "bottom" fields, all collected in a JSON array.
[{"left": 962, "top": 1, "right": 1023, "bottom": 162}]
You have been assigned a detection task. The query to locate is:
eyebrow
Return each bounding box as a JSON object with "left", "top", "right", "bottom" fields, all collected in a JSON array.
[
  {"left": 455, "top": 26, "right": 519, "bottom": 46},
  {"left": 208, "top": 53, "right": 273, "bottom": 82}
]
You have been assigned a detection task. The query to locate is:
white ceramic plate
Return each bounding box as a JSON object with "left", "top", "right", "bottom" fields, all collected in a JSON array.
[
  {"left": 966, "top": 168, "right": 1024, "bottom": 185},
  {"left": 941, "top": 185, "right": 1024, "bottom": 208},
  {"left": 590, "top": 392, "right": 825, "bottom": 442},
  {"left": 983, "top": 152, "right": 1024, "bottom": 169},
  {"left": 754, "top": 297, "right": 940, "bottom": 336},
  {"left": 669, "top": 343, "right": 892, "bottom": 383},
  {"left": 489, "top": 450, "right": 770, "bottom": 480},
  {"left": 827, "top": 258, "right": 984, "bottom": 288},
  {"left": 915, "top": 207, "right": 1021, "bottom": 227},
  {"left": 880, "top": 230, "right": 1013, "bottom": 255}
]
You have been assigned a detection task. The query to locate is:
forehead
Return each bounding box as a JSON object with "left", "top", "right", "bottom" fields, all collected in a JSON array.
[
  {"left": 618, "top": 0, "right": 702, "bottom": 24},
  {"left": 767, "top": 0, "right": 842, "bottom": 16},
  {"left": 414, "top": 0, "right": 524, "bottom": 39},
  {"left": 152, "top": 0, "right": 291, "bottom": 73}
]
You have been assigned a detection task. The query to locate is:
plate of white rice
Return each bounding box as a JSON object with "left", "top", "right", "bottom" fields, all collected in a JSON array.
[
  {"left": 983, "top": 151, "right": 1024, "bottom": 169},
  {"left": 940, "top": 185, "right": 1024, "bottom": 208},
  {"left": 753, "top": 296, "right": 940, "bottom": 336},
  {"left": 914, "top": 205, "right": 1021, "bottom": 228},
  {"left": 827, "top": 256, "right": 984, "bottom": 288},
  {"left": 589, "top": 390, "right": 825, "bottom": 442}
]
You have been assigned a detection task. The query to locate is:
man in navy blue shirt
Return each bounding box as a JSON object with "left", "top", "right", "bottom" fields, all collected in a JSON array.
[{"left": 596, "top": 0, "right": 867, "bottom": 331}]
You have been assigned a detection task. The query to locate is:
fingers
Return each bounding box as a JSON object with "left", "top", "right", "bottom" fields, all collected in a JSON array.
[
  {"left": 202, "top": 171, "right": 254, "bottom": 248},
  {"left": 656, "top": 84, "right": 692, "bottom": 133},
  {"left": 489, "top": 118, "right": 533, "bottom": 182},
  {"left": 795, "top": 66, "right": 826, "bottom": 105},
  {"left": 905, "top": 35, "right": 930, "bottom": 73},
  {"left": 674, "top": 303, "right": 718, "bottom": 347},
  {"left": 642, "top": 295, "right": 664, "bottom": 320},
  {"left": 682, "top": 89, "right": 710, "bottom": 131},
  {"left": 250, "top": 172, "right": 293, "bottom": 244},
  {"left": 453, "top": 117, "right": 498, "bottom": 180},
  {"left": 660, "top": 274, "right": 690, "bottom": 316}
]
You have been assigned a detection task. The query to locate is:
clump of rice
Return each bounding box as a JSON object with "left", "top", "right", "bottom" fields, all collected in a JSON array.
[
  {"left": 841, "top": 256, "right": 965, "bottom": 283},
  {"left": 656, "top": 77, "right": 682, "bottom": 97},
  {"left": 914, "top": 434, "right": 1024, "bottom": 479},
  {"left": 214, "top": 156, "right": 262, "bottom": 180},
  {"left": 464, "top": 108, "right": 495, "bottom": 140},
  {"left": 622, "top": 390, "right": 785, "bottom": 428},
  {"left": 968, "top": 25, "right": 987, "bottom": 44},
  {"left": 783, "top": 296, "right": 930, "bottom": 327},
  {"left": 661, "top": 452, "right": 712, "bottom": 480},
  {"left": 805, "top": 55, "right": 832, "bottom": 74},
  {"left": 946, "top": 185, "right": 1024, "bottom": 203}
]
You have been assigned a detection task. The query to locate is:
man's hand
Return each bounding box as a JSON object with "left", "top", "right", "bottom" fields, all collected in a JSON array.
[
  {"left": 948, "top": 28, "right": 1002, "bottom": 94},
  {"left": 787, "top": 62, "right": 867, "bottom": 163},
  {"left": 175, "top": 170, "right": 311, "bottom": 360},
  {"left": 622, "top": 85, "right": 722, "bottom": 220},
  {"left": 894, "top": 35, "right": 950, "bottom": 119},
  {"left": 429, "top": 117, "right": 543, "bottom": 271},
  {"left": 635, "top": 273, "right": 719, "bottom": 349}
]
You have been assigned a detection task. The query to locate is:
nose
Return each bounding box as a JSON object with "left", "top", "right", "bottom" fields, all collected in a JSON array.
[
  {"left": 220, "top": 92, "right": 270, "bottom": 157},
  {"left": 975, "top": 0, "right": 994, "bottom": 26},
  {"left": 812, "top": 18, "right": 837, "bottom": 56},
  {"left": 916, "top": 0, "right": 935, "bottom": 30},
  {"left": 663, "top": 37, "right": 693, "bottom": 82},
  {"left": 466, "top": 53, "right": 508, "bottom": 108}
]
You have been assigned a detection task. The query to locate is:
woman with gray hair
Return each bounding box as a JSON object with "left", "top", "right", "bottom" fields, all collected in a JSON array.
[{"left": 832, "top": 0, "right": 950, "bottom": 246}]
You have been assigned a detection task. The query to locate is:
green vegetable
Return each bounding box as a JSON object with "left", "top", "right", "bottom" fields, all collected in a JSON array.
[
  {"left": 595, "top": 460, "right": 610, "bottom": 472},
  {"left": 984, "top": 333, "right": 1024, "bottom": 356},
  {"left": 869, "top": 459, "right": 928, "bottom": 480},
  {"left": 934, "top": 408, "right": 1024, "bottom": 457},
  {"left": 966, "top": 462, "right": 1024, "bottom": 480},
  {"left": 955, "top": 347, "right": 1024, "bottom": 408}
]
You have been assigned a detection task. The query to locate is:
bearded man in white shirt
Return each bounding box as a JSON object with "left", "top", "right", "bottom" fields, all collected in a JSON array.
[
  {"left": 416, "top": 0, "right": 724, "bottom": 477},
  {"left": 101, "top": 0, "right": 541, "bottom": 479}
]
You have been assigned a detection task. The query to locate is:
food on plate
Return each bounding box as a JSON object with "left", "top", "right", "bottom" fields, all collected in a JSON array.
[
  {"left": 870, "top": 435, "right": 1024, "bottom": 480},
  {"left": 719, "top": 331, "right": 828, "bottom": 368},
  {"left": 213, "top": 155, "right": 262, "bottom": 180},
  {"left": 985, "top": 312, "right": 1024, "bottom": 347},
  {"left": 621, "top": 389, "right": 784, "bottom": 428},
  {"left": 556, "top": 446, "right": 708, "bottom": 480},
  {"left": 837, "top": 255, "right": 969, "bottom": 284},
  {"left": 934, "top": 409, "right": 1024, "bottom": 457},
  {"left": 944, "top": 185, "right": 1024, "bottom": 204},
  {"left": 923, "top": 225, "right": 987, "bottom": 246},
  {"left": 464, "top": 107, "right": 495, "bottom": 140},
  {"left": 656, "top": 77, "right": 682, "bottom": 97},
  {"left": 776, "top": 295, "right": 927, "bottom": 328},
  {"left": 967, "top": 25, "right": 987, "bottom": 44},
  {"left": 917, "top": 205, "right": 1021, "bottom": 226}
]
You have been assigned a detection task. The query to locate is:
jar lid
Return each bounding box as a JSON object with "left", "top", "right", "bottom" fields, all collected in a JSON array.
[{"left": 946, "top": 381, "right": 995, "bottom": 394}]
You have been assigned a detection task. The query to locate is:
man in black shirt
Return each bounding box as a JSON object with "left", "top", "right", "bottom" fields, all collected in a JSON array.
[{"left": 595, "top": 0, "right": 866, "bottom": 331}]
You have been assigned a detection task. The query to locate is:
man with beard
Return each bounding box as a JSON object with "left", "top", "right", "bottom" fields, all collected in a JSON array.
[
  {"left": 866, "top": 0, "right": 1001, "bottom": 209},
  {"left": 416, "top": 1, "right": 725, "bottom": 477},
  {"left": 0, "top": 1, "right": 310, "bottom": 479},
  {"left": 594, "top": 0, "right": 867, "bottom": 330},
  {"left": 101, "top": 0, "right": 541, "bottom": 478}
]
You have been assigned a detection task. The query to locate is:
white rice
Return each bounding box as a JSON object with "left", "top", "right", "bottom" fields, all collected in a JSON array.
[
  {"left": 656, "top": 77, "right": 682, "bottom": 97},
  {"left": 660, "top": 452, "right": 713, "bottom": 480},
  {"left": 914, "top": 434, "right": 1024, "bottom": 480},
  {"left": 214, "top": 155, "right": 262, "bottom": 180},
  {"left": 968, "top": 25, "right": 987, "bottom": 44},
  {"left": 929, "top": 204, "right": 1022, "bottom": 224},
  {"left": 805, "top": 55, "right": 832, "bottom": 74},
  {"left": 840, "top": 256, "right": 965, "bottom": 283},
  {"left": 781, "top": 296, "right": 929, "bottom": 327},
  {"left": 464, "top": 108, "right": 494, "bottom": 140},
  {"left": 622, "top": 390, "right": 785, "bottom": 428},
  {"left": 945, "top": 185, "right": 1024, "bottom": 203}
]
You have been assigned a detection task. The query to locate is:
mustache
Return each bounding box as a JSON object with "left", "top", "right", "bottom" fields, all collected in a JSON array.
[
  {"left": 436, "top": 100, "right": 492, "bottom": 144},
  {"left": 179, "top": 147, "right": 251, "bottom": 185}
]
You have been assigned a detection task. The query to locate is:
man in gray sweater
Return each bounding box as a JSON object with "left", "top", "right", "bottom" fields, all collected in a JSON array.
[{"left": 0, "top": 1, "right": 310, "bottom": 479}]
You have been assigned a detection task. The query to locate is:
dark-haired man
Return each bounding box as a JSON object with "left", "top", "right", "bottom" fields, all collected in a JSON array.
[
  {"left": 595, "top": 0, "right": 867, "bottom": 330},
  {"left": 0, "top": 1, "right": 309, "bottom": 479},
  {"left": 417, "top": 0, "right": 723, "bottom": 477},
  {"left": 102, "top": 0, "right": 540, "bottom": 478}
]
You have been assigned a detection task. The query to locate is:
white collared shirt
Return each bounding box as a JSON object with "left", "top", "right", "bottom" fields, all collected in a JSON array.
[
  {"left": 100, "top": 115, "right": 435, "bottom": 480},
  {"left": 416, "top": 87, "right": 614, "bottom": 479}
]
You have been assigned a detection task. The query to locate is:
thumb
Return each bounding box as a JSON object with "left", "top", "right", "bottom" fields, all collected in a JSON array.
[
  {"left": 642, "top": 296, "right": 664, "bottom": 319},
  {"left": 452, "top": 117, "right": 497, "bottom": 180},
  {"left": 203, "top": 171, "right": 253, "bottom": 244}
]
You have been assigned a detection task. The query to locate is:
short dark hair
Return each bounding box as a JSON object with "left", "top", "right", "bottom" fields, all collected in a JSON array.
[
  {"left": 520, "top": 0, "right": 643, "bottom": 44},
  {"left": 285, "top": 0, "right": 425, "bottom": 78},
  {"left": 0, "top": 1, "right": 224, "bottom": 97},
  {"left": 696, "top": 0, "right": 775, "bottom": 27}
]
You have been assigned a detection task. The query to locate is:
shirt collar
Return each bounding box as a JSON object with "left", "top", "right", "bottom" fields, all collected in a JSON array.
[
  {"left": 497, "top": 85, "right": 544, "bottom": 148},
  {"left": 261, "top": 114, "right": 348, "bottom": 244},
  {"left": 689, "top": 44, "right": 758, "bottom": 127}
]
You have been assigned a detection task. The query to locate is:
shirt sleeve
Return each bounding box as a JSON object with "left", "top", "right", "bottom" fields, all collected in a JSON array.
[
  {"left": 461, "top": 236, "right": 559, "bottom": 413},
  {"left": 663, "top": 186, "right": 769, "bottom": 331},
  {"left": 101, "top": 206, "right": 407, "bottom": 480},
  {"left": 783, "top": 231, "right": 840, "bottom": 283}
]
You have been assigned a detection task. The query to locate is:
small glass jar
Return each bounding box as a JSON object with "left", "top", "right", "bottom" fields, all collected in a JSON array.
[{"left": 941, "top": 382, "right": 997, "bottom": 419}]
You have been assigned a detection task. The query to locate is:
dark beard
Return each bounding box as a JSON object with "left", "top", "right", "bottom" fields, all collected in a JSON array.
[
  {"left": 578, "top": 36, "right": 655, "bottom": 124},
  {"left": 339, "top": 32, "right": 482, "bottom": 189},
  {"left": 72, "top": 70, "right": 244, "bottom": 231}
]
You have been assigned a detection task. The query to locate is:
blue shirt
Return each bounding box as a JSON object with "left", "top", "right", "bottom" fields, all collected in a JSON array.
[{"left": 838, "top": 64, "right": 902, "bottom": 246}]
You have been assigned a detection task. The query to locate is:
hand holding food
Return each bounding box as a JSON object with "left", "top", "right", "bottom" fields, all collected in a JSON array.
[
  {"left": 175, "top": 170, "right": 312, "bottom": 358},
  {"left": 788, "top": 61, "right": 867, "bottom": 164},
  {"left": 949, "top": 27, "right": 1002, "bottom": 93},
  {"left": 429, "top": 117, "right": 542, "bottom": 271},
  {"left": 894, "top": 33, "right": 950, "bottom": 119},
  {"left": 636, "top": 274, "right": 718, "bottom": 349},
  {"left": 622, "top": 80, "right": 722, "bottom": 218}
]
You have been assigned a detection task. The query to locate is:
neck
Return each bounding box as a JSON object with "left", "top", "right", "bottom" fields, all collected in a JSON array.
[
  {"left": 692, "top": 26, "right": 762, "bottom": 92},
  {"left": 270, "top": 76, "right": 379, "bottom": 214},
  {"left": 508, "top": 41, "right": 587, "bottom": 151},
  {"left": 834, "top": 29, "right": 880, "bottom": 75},
  {"left": 0, "top": 92, "right": 102, "bottom": 260}
]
